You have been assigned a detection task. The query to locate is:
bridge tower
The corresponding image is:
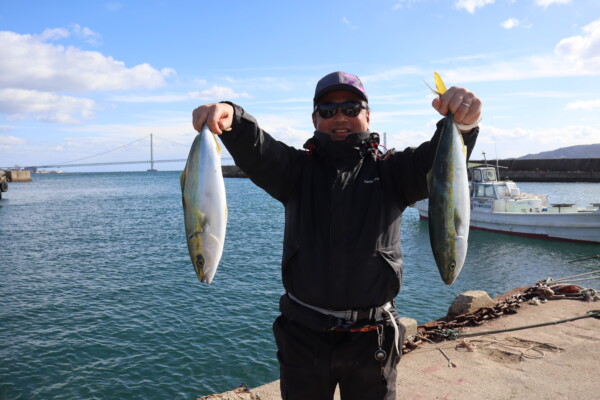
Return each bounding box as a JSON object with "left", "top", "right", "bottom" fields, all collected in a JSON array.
[{"left": 148, "top": 133, "right": 157, "bottom": 172}]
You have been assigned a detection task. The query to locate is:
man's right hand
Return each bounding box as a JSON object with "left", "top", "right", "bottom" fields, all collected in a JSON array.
[{"left": 192, "top": 103, "right": 234, "bottom": 135}]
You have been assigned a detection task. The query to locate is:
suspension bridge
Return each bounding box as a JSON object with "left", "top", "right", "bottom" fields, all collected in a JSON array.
[{"left": 1, "top": 134, "right": 229, "bottom": 172}]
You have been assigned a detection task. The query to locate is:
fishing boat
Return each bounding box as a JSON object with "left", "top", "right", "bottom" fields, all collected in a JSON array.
[{"left": 414, "top": 166, "right": 600, "bottom": 244}]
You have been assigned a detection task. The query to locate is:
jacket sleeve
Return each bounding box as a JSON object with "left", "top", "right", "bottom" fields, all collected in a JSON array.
[
  {"left": 385, "top": 117, "right": 479, "bottom": 207},
  {"left": 218, "top": 103, "right": 303, "bottom": 203}
]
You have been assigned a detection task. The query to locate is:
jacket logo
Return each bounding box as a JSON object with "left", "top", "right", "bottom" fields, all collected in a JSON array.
[{"left": 363, "top": 177, "right": 380, "bottom": 184}]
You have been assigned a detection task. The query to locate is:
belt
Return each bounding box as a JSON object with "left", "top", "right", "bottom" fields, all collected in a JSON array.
[
  {"left": 287, "top": 292, "right": 392, "bottom": 323},
  {"left": 287, "top": 293, "right": 401, "bottom": 356}
]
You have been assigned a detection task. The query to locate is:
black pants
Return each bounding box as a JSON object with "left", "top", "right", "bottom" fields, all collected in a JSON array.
[{"left": 273, "top": 315, "right": 402, "bottom": 400}]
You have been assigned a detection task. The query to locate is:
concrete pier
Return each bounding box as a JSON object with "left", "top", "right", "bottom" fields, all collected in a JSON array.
[{"left": 203, "top": 288, "right": 600, "bottom": 400}]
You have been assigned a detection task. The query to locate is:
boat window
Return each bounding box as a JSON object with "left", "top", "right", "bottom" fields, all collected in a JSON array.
[
  {"left": 476, "top": 184, "right": 484, "bottom": 197},
  {"left": 475, "top": 184, "right": 496, "bottom": 198},
  {"left": 472, "top": 169, "right": 482, "bottom": 182},
  {"left": 484, "top": 169, "right": 496, "bottom": 182},
  {"left": 496, "top": 184, "right": 509, "bottom": 197}
]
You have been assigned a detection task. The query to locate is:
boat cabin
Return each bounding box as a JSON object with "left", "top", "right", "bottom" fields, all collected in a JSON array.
[{"left": 469, "top": 167, "right": 547, "bottom": 213}]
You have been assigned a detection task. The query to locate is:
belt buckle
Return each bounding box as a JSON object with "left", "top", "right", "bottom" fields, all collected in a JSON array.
[{"left": 354, "top": 308, "right": 373, "bottom": 323}]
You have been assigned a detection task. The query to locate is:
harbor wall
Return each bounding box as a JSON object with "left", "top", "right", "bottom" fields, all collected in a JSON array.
[
  {"left": 470, "top": 158, "right": 600, "bottom": 182},
  {"left": 224, "top": 158, "right": 600, "bottom": 182},
  {"left": 5, "top": 170, "right": 32, "bottom": 182}
]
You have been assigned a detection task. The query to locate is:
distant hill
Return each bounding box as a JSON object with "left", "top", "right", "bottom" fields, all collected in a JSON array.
[{"left": 519, "top": 143, "right": 600, "bottom": 159}]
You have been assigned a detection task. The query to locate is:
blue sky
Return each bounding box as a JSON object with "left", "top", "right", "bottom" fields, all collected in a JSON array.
[{"left": 1, "top": 0, "right": 599, "bottom": 171}]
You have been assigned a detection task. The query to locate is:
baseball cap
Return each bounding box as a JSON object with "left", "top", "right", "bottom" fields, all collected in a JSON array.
[{"left": 313, "top": 71, "right": 368, "bottom": 105}]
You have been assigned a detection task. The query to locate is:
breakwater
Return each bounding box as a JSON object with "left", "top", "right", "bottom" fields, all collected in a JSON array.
[
  {"left": 471, "top": 158, "right": 600, "bottom": 182},
  {"left": 2, "top": 170, "right": 32, "bottom": 182},
  {"left": 225, "top": 158, "right": 600, "bottom": 182}
]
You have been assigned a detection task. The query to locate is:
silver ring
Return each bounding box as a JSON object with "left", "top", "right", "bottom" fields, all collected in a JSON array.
[{"left": 461, "top": 102, "right": 471, "bottom": 107}]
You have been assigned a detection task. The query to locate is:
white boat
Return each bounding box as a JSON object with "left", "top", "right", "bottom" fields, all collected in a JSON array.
[{"left": 414, "top": 166, "right": 600, "bottom": 244}]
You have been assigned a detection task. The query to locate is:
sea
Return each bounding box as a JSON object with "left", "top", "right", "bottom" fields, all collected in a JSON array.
[{"left": 1, "top": 172, "right": 599, "bottom": 399}]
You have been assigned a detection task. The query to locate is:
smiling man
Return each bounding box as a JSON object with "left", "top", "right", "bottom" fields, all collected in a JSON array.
[{"left": 192, "top": 71, "right": 481, "bottom": 400}]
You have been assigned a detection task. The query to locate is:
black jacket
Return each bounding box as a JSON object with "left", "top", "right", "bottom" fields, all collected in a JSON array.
[{"left": 220, "top": 104, "right": 478, "bottom": 311}]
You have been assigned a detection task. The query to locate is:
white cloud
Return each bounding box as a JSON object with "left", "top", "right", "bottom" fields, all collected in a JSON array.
[
  {"left": 71, "top": 24, "right": 103, "bottom": 46},
  {"left": 39, "top": 28, "right": 70, "bottom": 41},
  {"left": 106, "top": 3, "right": 124, "bottom": 12},
  {"left": 342, "top": 17, "right": 358, "bottom": 29},
  {"left": 253, "top": 113, "right": 312, "bottom": 147},
  {"left": 110, "top": 93, "right": 189, "bottom": 103},
  {"left": 0, "top": 88, "right": 96, "bottom": 124},
  {"left": 554, "top": 18, "right": 600, "bottom": 61},
  {"left": 0, "top": 135, "right": 26, "bottom": 150},
  {"left": 566, "top": 99, "right": 600, "bottom": 110},
  {"left": 392, "top": 0, "right": 424, "bottom": 10},
  {"left": 361, "top": 67, "right": 423, "bottom": 83},
  {"left": 0, "top": 30, "right": 175, "bottom": 93},
  {"left": 188, "top": 86, "right": 251, "bottom": 101},
  {"left": 501, "top": 18, "right": 520, "bottom": 29},
  {"left": 455, "top": 0, "right": 495, "bottom": 14},
  {"left": 534, "top": 0, "right": 571, "bottom": 8},
  {"left": 435, "top": 20, "right": 600, "bottom": 84},
  {"left": 477, "top": 123, "right": 600, "bottom": 159}
]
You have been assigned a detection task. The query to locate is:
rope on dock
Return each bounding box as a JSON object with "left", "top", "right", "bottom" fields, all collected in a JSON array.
[
  {"left": 432, "top": 310, "right": 600, "bottom": 341},
  {"left": 456, "top": 336, "right": 562, "bottom": 360},
  {"left": 542, "top": 269, "right": 600, "bottom": 283}
]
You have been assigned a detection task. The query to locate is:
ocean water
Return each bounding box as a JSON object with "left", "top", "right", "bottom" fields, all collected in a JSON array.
[{"left": 1, "top": 172, "right": 598, "bottom": 399}]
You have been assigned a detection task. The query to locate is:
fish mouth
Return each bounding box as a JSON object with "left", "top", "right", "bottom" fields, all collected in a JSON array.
[{"left": 193, "top": 254, "right": 206, "bottom": 280}]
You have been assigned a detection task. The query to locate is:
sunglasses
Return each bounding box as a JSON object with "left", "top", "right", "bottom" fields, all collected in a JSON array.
[{"left": 314, "top": 100, "right": 368, "bottom": 119}]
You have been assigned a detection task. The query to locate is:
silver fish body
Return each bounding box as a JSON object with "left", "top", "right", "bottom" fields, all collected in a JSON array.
[
  {"left": 427, "top": 112, "right": 470, "bottom": 285},
  {"left": 181, "top": 125, "right": 227, "bottom": 284}
]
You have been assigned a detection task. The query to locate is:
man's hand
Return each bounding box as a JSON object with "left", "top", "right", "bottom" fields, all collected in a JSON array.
[
  {"left": 432, "top": 87, "right": 481, "bottom": 127},
  {"left": 192, "top": 103, "right": 235, "bottom": 135}
]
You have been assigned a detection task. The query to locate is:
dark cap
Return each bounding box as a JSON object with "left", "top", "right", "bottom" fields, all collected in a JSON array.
[{"left": 313, "top": 71, "right": 368, "bottom": 105}]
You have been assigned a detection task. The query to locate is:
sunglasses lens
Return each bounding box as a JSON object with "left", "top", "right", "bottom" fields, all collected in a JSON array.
[
  {"left": 317, "top": 103, "right": 338, "bottom": 118},
  {"left": 316, "top": 101, "right": 365, "bottom": 119},
  {"left": 341, "top": 101, "right": 361, "bottom": 117}
]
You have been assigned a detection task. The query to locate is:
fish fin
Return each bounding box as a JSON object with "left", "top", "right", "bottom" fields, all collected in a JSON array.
[
  {"left": 452, "top": 120, "right": 468, "bottom": 158},
  {"left": 434, "top": 72, "right": 447, "bottom": 95},
  {"left": 423, "top": 78, "right": 440, "bottom": 96},
  {"left": 210, "top": 130, "right": 222, "bottom": 155}
]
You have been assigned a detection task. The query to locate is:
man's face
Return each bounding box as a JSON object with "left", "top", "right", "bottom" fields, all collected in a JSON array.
[{"left": 312, "top": 90, "right": 370, "bottom": 141}]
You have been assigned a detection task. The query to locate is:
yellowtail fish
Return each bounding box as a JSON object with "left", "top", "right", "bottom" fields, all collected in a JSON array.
[
  {"left": 427, "top": 72, "right": 470, "bottom": 285},
  {"left": 181, "top": 124, "right": 227, "bottom": 284}
]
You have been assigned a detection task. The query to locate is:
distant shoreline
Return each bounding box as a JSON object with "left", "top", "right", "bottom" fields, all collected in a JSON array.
[{"left": 9, "top": 157, "right": 600, "bottom": 182}]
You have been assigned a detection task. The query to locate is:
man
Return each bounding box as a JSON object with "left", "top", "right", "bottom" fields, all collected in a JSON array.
[{"left": 192, "top": 71, "right": 481, "bottom": 400}]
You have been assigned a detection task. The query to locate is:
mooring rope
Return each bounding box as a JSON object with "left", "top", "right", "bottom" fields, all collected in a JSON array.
[{"left": 432, "top": 310, "right": 600, "bottom": 341}]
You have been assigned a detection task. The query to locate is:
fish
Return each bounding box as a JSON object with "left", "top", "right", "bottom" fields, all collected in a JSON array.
[
  {"left": 427, "top": 72, "right": 470, "bottom": 285},
  {"left": 181, "top": 124, "right": 227, "bottom": 284}
]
